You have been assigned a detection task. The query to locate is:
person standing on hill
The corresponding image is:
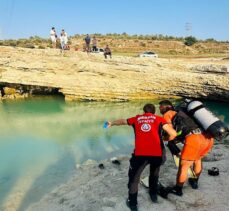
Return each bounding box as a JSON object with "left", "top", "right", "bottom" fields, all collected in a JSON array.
[
  {"left": 62, "top": 29, "right": 68, "bottom": 41},
  {"left": 92, "top": 36, "right": 97, "bottom": 52},
  {"left": 107, "top": 103, "right": 177, "bottom": 211},
  {"left": 104, "top": 45, "right": 112, "bottom": 59},
  {"left": 50, "top": 27, "right": 57, "bottom": 48},
  {"left": 60, "top": 29, "right": 68, "bottom": 52},
  {"left": 158, "top": 100, "right": 214, "bottom": 196},
  {"left": 84, "top": 34, "right": 91, "bottom": 52}
]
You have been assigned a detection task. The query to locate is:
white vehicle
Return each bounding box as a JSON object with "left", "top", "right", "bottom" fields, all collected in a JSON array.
[
  {"left": 91, "top": 48, "right": 104, "bottom": 54},
  {"left": 139, "top": 51, "right": 158, "bottom": 58}
]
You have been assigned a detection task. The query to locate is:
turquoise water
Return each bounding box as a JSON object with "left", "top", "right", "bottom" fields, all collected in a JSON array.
[{"left": 0, "top": 97, "right": 228, "bottom": 210}]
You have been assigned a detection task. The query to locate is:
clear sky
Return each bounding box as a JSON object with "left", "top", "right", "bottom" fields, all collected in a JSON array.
[{"left": 0, "top": 0, "right": 228, "bottom": 41}]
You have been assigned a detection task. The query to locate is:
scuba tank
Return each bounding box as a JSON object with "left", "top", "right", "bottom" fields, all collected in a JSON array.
[{"left": 181, "top": 99, "right": 229, "bottom": 141}]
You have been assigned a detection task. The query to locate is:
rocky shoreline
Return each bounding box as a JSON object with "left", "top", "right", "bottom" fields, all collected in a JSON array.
[
  {"left": 26, "top": 143, "right": 229, "bottom": 211},
  {"left": 0, "top": 46, "right": 229, "bottom": 102}
]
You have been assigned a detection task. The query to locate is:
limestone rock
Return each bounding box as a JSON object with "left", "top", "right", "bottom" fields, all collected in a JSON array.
[
  {"left": 0, "top": 46, "right": 229, "bottom": 102},
  {"left": 3, "top": 87, "right": 17, "bottom": 95},
  {"left": 191, "top": 64, "right": 228, "bottom": 74}
]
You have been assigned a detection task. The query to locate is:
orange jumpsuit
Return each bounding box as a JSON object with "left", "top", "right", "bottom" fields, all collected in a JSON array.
[{"left": 164, "top": 110, "right": 214, "bottom": 184}]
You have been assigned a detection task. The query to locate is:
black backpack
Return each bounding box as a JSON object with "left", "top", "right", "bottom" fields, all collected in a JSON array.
[{"left": 172, "top": 110, "right": 199, "bottom": 141}]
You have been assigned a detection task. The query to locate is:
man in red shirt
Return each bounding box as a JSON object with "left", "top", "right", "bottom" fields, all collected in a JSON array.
[{"left": 107, "top": 103, "right": 177, "bottom": 210}]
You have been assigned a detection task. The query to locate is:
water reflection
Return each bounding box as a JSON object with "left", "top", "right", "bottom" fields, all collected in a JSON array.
[{"left": 0, "top": 98, "right": 149, "bottom": 210}]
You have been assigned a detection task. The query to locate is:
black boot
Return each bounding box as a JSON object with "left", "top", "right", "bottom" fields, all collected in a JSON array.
[
  {"left": 126, "top": 193, "right": 138, "bottom": 211},
  {"left": 168, "top": 185, "right": 183, "bottom": 196},
  {"left": 149, "top": 193, "right": 158, "bottom": 203},
  {"left": 157, "top": 182, "right": 169, "bottom": 199},
  {"left": 188, "top": 178, "right": 198, "bottom": 189}
]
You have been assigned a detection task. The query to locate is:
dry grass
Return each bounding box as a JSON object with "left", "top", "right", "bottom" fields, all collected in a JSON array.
[{"left": 1, "top": 35, "right": 229, "bottom": 58}]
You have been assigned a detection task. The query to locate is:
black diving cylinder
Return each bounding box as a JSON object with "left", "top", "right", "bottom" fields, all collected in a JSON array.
[{"left": 186, "top": 100, "right": 229, "bottom": 141}]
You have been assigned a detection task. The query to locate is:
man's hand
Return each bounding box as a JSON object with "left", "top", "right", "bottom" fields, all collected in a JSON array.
[
  {"left": 107, "top": 121, "right": 112, "bottom": 128},
  {"left": 108, "top": 119, "right": 128, "bottom": 127}
]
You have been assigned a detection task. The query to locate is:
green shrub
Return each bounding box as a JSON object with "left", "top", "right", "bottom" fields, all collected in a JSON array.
[
  {"left": 68, "top": 39, "right": 72, "bottom": 45},
  {"left": 16, "top": 39, "right": 26, "bottom": 46},
  {"left": 140, "top": 42, "right": 146, "bottom": 47},
  {"left": 168, "top": 50, "right": 177, "bottom": 55},
  {"left": 184, "top": 36, "right": 198, "bottom": 46},
  {"left": 24, "top": 43, "right": 35, "bottom": 48},
  {"left": 1, "top": 40, "right": 17, "bottom": 47},
  {"left": 38, "top": 45, "right": 45, "bottom": 49},
  {"left": 8, "top": 40, "right": 17, "bottom": 47},
  {"left": 33, "top": 39, "right": 42, "bottom": 44},
  {"left": 205, "top": 38, "right": 217, "bottom": 43},
  {"left": 47, "top": 43, "right": 52, "bottom": 48},
  {"left": 151, "top": 36, "right": 157, "bottom": 40}
]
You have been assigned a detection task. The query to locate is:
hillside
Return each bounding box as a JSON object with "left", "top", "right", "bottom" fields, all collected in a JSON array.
[
  {"left": 71, "top": 36, "right": 229, "bottom": 57},
  {"left": 0, "top": 46, "right": 229, "bottom": 102},
  {"left": 1, "top": 35, "right": 229, "bottom": 58}
]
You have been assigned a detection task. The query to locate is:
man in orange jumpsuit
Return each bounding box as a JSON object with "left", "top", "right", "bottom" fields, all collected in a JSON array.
[{"left": 159, "top": 100, "right": 214, "bottom": 196}]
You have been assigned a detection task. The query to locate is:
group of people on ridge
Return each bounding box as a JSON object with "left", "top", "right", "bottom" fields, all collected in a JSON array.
[
  {"left": 107, "top": 100, "right": 214, "bottom": 211},
  {"left": 84, "top": 34, "right": 112, "bottom": 59},
  {"left": 50, "top": 27, "right": 68, "bottom": 52},
  {"left": 50, "top": 28, "right": 112, "bottom": 58}
]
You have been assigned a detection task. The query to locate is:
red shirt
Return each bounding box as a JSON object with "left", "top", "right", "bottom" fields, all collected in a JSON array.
[{"left": 127, "top": 113, "right": 167, "bottom": 156}]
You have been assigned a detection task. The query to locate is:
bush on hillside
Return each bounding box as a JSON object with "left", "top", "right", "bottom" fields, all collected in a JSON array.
[
  {"left": 38, "top": 45, "right": 45, "bottom": 49},
  {"left": 205, "top": 38, "right": 217, "bottom": 43},
  {"left": 184, "top": 36, "right": 198, "bottom": 46},
  {"left": 168, "top": 49, "right": 178, "bottom": 55},
  {"left": 4, "top": 40, "right": 17, "bottom": 47},
  {"left": 24, "top": 43, "right": 35, "bottom": 49},
  {"left": 68, "top": 39, "right": 72, "bottom": 45},
  {"left": 47, "top": 43, "right": 52, "bottom": 48},
  {"left": 140, "top": 42, "right": 146, "bottom": 47},
  {"left": 151, "top": 36, "right": 157, "bottom": 40},
  {"left": 16, "top": 39, "right": 26, "bottom": 47}
]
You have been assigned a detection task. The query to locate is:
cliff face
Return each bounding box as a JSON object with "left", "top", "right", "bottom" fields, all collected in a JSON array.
[{"left": 0, "top": 46, "right": 229, "bottom": 101}]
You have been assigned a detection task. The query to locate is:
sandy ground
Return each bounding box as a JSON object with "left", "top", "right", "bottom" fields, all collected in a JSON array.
[{"left": 27, "top": 143, "right": 229, "bottom": 211}]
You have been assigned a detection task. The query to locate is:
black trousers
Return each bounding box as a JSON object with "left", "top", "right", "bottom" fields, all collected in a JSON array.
[
  {"left": 128, "top": 155, "right": 162, "bottom": 195},
  {"left": 104, "top": 52, "right": 112, "bottom": 58}
]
